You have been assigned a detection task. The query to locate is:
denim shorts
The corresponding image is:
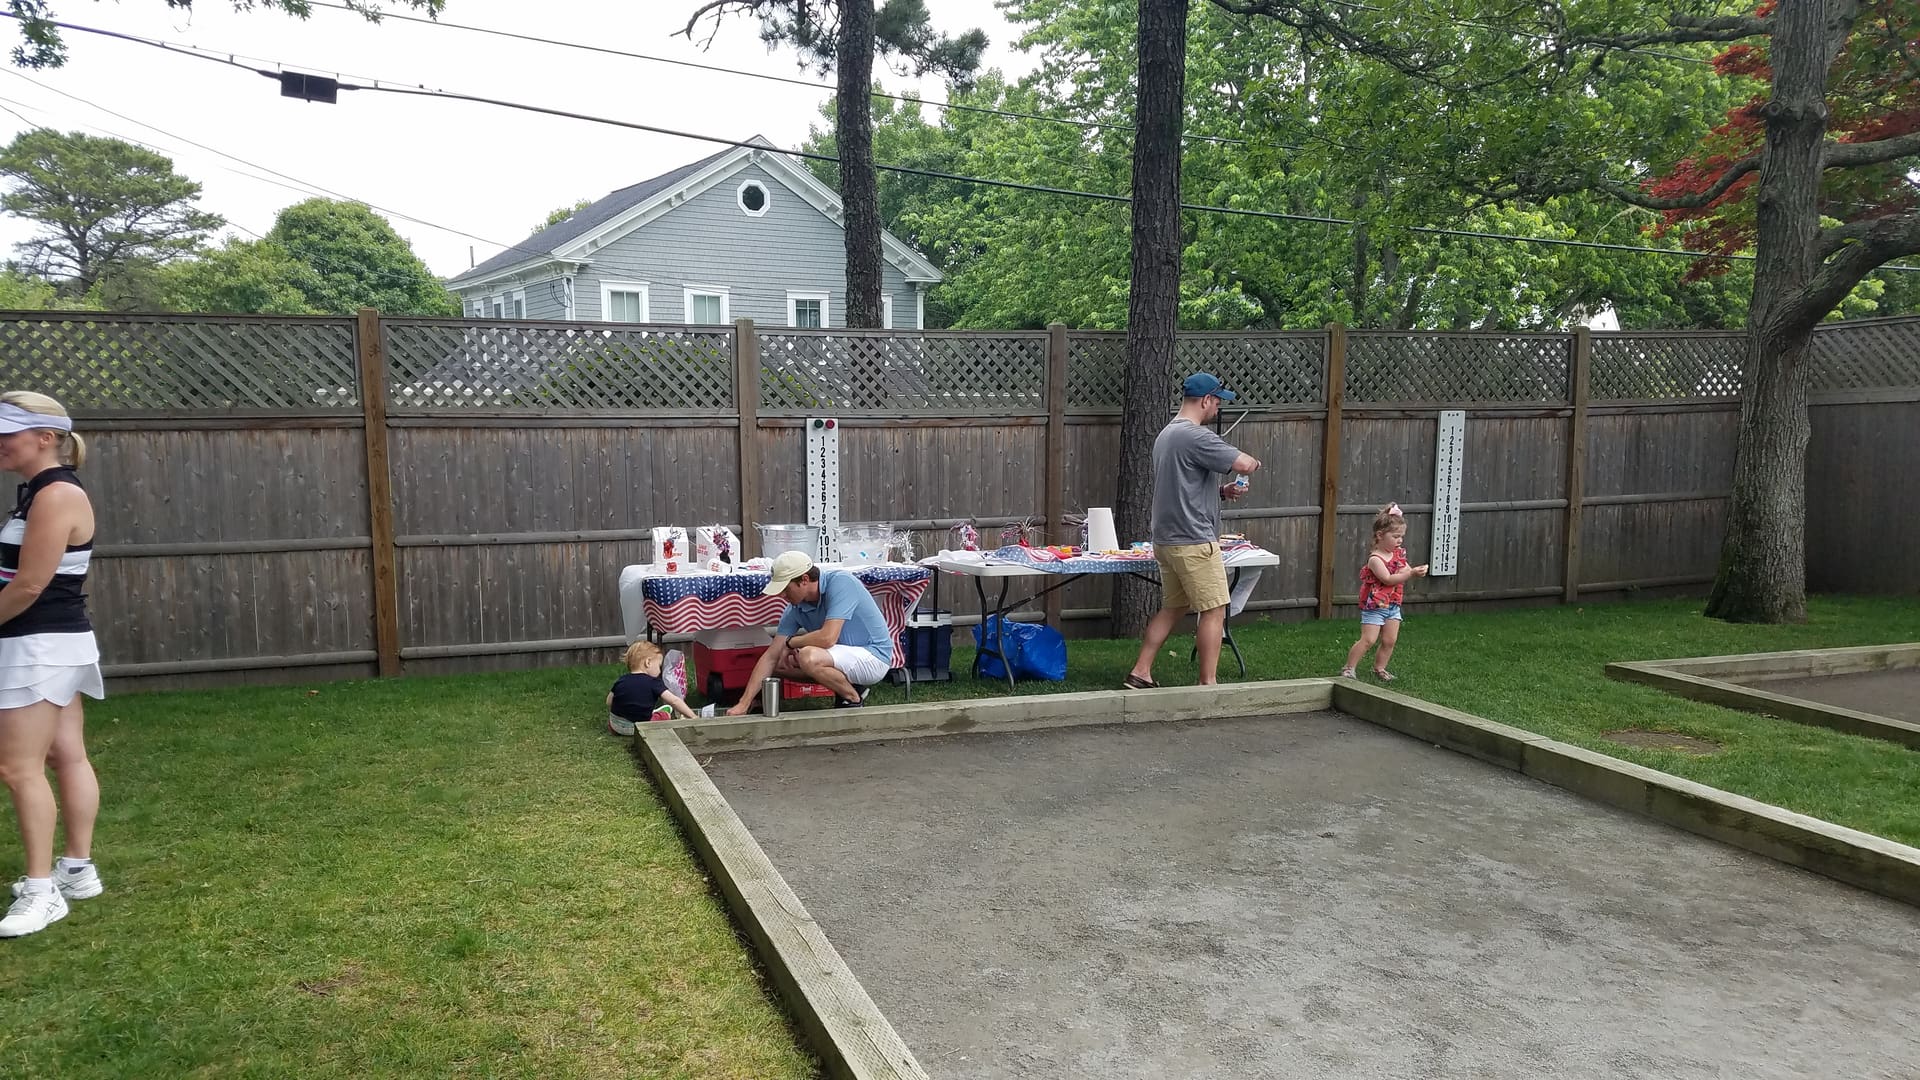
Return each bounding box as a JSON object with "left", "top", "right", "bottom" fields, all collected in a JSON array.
[{"left": 1359, "top": 603, "right": 1403, "bottom": 626}]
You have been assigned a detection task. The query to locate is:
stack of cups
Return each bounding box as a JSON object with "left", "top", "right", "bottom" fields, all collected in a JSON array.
[{"left": 1086, "top": 507, "right": 1120, "bottom": 553}]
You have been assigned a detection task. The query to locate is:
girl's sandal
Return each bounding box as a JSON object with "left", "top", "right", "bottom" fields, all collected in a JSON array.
[
  {"left": 1339, "top": 668, "right": 1357, "bottom": 679},
  {"left": 1122, "top": 673, "right": 1159, "bottom": 690},
  {"left": 1373, "top": 669, "right": 1396, "bottom": 682}
]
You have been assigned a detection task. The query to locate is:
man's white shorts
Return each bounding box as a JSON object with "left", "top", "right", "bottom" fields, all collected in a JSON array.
[{"left": 823, "top": 643, "right": 891, "bottom": 686}]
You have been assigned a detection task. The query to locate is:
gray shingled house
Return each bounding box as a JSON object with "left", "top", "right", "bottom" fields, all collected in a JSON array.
[{"left": 445, "top": 135, "right": 943, "bottom": 330}]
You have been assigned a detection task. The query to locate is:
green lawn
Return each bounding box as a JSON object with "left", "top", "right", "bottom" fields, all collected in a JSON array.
[{"left": 3, "top": 595, "right": 1917, "bottom": 1076}]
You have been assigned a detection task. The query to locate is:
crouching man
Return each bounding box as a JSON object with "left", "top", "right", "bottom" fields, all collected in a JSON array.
[{"left": 727, "top": 551, "right": 893, "bottom": 714}]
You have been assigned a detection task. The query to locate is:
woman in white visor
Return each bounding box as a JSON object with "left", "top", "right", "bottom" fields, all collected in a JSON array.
[{"left": 0, "top": 392, "right": 104, "bottom": 939}]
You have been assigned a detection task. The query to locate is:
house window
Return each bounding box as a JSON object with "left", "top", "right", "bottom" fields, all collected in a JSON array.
[
  {"left": 601, "top": 280, "right": 650, "bottom": 323},
  {"left": 881, "top": 294, "right": 893, "bottom": 329},
  {"left": 684, "top": 285, "right": 730, "bottom": 324},
  {"left": 510, "top": 290, "right": 526, "bottom": 319},
  {"left": 787, "top": 291, "right": 829, "bottom": 329},
  {"left": 491, "top": 298, "right": 504, "bottom": 319},
  {"left": 737, "top": 179, "right": 770, "bottom": 217}
]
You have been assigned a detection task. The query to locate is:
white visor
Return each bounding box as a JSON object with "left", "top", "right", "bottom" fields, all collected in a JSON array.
[{"left": 0, "top": 402, "right": 71, "bottom": 435}]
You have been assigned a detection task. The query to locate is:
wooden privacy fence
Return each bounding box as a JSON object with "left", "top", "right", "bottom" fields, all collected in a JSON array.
[{"left": 3, "top": 309, "right": 1917, "bottom": 690}]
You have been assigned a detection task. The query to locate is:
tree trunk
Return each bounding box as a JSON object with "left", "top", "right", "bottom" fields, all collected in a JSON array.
[
  {"left": 1707, "top": 326, "right": 1811, "bottom": 621},
  {"left": 1704, "top": 0, "right": 1841, "bottom": 623},
  {"left": 1114, "top": 0, "right": 1189, "bottom": 638},
  {"left": 1348, "top": 188, "right": 1370, "bottom": 321},
  {"left": 837, "top": 0, "right": 883, "bottom": 329}
]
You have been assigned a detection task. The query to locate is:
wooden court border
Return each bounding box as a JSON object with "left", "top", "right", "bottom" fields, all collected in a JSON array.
[
  {"left": 635, "top": 676, "right": 1920, "bottom": 1079},
  {"left": 1605, "top": 643, "right": 1920, "bottom": 749}
]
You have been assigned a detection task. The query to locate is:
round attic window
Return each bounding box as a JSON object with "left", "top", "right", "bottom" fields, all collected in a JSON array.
[{"left": 737, "top": 180, "right": 769, "bottom": 216}]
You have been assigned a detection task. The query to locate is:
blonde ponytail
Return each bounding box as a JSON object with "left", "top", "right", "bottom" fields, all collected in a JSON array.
[{"left": 0, "top": 391, "right": 83, "bottom": 468}]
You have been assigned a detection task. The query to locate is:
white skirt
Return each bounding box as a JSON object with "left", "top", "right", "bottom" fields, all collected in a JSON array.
[{"left": 0, "top": 631, "right": 105, "bottom": 710}]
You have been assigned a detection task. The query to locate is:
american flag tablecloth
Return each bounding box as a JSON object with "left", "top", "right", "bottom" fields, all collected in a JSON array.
[{"left": 639, "top": 564, "right": 931, "bottom": 640}]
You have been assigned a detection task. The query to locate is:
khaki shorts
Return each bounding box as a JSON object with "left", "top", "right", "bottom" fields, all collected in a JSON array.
[{"left": 1155, "top": 541, "right": 1230, "bottom": 613}]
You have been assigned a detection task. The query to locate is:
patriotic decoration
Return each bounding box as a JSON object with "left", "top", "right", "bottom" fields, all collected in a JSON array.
[
  {"left": 973, "top": 540, "right": 1262, "bottom": 575},
  {"left": 641, "top": 564, "right": 930, "bottom": 640}
]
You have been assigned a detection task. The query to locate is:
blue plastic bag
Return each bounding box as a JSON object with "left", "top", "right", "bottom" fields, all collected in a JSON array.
[{"left": 973, "top": 616, "right": 1068, "bottom": 681}]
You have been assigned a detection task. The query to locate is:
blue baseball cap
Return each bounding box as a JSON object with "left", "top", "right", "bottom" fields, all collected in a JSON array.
[{"left": 1181, "top": 372, "right": 1237, "bottom": 402}]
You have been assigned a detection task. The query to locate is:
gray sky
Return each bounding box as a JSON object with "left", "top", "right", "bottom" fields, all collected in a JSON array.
[{"left": 0, "top": 0, "right": 1037, "bottom": 279}]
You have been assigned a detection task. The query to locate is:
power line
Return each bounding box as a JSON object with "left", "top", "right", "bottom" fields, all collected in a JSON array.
[
  {"left": 299, "top": 0, "right": 1311, "bottom": 155},
  {"left": 361, "top": 84, "right": 1920, "bottom": 270},
  {"left": 11, "top": 11, "right": 1915, "bottom": 274},
  {"left": 0, "top": 66, "right": 547, "bottom": 264},
  {"left": 0, "top": 92, "right": 446, "bottom": 291}
]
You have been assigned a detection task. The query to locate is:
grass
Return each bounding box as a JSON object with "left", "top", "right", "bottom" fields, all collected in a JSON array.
[
  {"left": 3, "top": 594, "right": 1918, "bottom": 1076},
  {"left": 0, "top": 672, "right": 815, "bottom": 1080}
]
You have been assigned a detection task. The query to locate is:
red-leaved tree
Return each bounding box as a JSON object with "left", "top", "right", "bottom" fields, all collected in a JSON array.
[{"left": 1215, "top": 0, "right": 1920, "bottom": 621}]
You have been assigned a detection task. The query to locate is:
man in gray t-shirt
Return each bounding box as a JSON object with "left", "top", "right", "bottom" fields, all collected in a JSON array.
[{"left": 1125, "top": 372, "right": 1261, "bottom": 689}]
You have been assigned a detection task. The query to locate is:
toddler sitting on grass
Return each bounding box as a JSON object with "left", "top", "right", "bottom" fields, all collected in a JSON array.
[{"left": 607, "top": 641, "right": 696, "bottom": 735}]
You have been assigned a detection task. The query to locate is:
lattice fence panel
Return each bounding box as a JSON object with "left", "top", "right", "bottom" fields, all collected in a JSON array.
[
  {"left": 383, "top": 321, "right": 733, "bottom": 411},
  {"left": 760, "top": 331, "right": 1047, "bottom": 413},
  {"left": 1347, "top": 332, "right": 1570, "bottom": 403},
  {"left": 1066, "top": 333, "right": 1126, "bottom": 410},
  {"left": 1065, "top": 332, "right": 1324, "bottom": 409},
  {"left": 1590, "top": 332, "right": 1744, "bottom": 400},
  {"left": 1808, "top": 317, "right": 1920, "bottom": 391},
  {"left": 0, "top": 312, "right": 359, "bottom": 411},
  {"left": 1180, "top": 333, "right": 1323, "bottom": 405}
]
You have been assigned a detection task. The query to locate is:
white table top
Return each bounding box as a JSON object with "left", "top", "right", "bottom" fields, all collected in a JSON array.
[{"left": 930, "top": 546, "right": 1280, "bottom": 577}]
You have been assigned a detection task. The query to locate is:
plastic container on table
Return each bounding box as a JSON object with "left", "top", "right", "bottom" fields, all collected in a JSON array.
[{"left": 836, "top": 523, "right": 894, "bottom": 566}]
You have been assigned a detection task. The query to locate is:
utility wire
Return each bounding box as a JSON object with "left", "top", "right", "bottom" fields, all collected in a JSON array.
[
  {"left": 10, "top": 12, "right": 1916, "bottom": 273},
  {"left": 0, "top": 66, "right": 544, "bottom": 263},
  {"left": 300, "top": 1, "right": 1312, "bottom": 154},
  {"left": 0, "top": 91, "right": 448, "bottom": 290}
]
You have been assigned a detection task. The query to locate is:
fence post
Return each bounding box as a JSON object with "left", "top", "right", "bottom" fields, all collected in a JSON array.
[
  {"left": 1316, "top": 322, "right": 1347, "bottom": 619},
  {"left": 735, "top": 317, "right": 761, "bottom": 560},
  {"left": 356, "top": 307, "right": 402, "bottom": 677},
  {"left": 1044, "top": 323, "right": 1069, "bottom": 626},
  {"left": 1564, "top": 326, "right": 1591, "bottom": 603}
]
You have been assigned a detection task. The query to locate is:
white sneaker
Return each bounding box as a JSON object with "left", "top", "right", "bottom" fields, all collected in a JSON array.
[
  {"left": 0, "top": 887, "right": 69, "bottom": 938},
  {"left": 11, "top": 861, "right": 103, "bottom": 901}
]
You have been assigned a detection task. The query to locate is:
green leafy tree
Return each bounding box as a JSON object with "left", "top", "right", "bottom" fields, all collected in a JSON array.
[
  {"left": 0, "top": 129, "right": 222, "bottom": 296},
  {"left": 683, "top": 0, "right": 985, "bottom": 327},
  {"left": 1207, "top": 0, "right": 1920, "bottom": 622},
  {"left": 6, "top": 0, "right": 444, "bottom": 67},
  {"left": 266, "top": 198, "right": 458, "bottom": 315},
  {"left": 0, "top": 266, "right": 71, "bottom": 308},
  {"left": 535, "top": 198, "right": 593, "bottom": 234},
  {"left": 158, "top": 237, "right": 321, "bottom": 314}
]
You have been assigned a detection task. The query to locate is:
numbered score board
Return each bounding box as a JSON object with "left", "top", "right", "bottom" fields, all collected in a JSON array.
[{"left": 1430, "top": 410, "right": 1465, "bottom": 577}]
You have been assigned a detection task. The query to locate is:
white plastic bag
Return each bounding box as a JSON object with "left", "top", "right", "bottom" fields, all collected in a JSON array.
[{"left": 662, "top": 649, "right": 688, "bottom": 698}]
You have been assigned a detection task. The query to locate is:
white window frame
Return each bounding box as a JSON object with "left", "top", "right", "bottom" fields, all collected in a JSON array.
[
  {"left": 600, "top": 279, "right": 651, "bottom": 323},
  {"left": 786, "top": 290, "right": 830, "bottom": 329},
  {"left": 683, "top": 284, "right": 731, "bottom": 325},
  {"left": 881, "top": 294, "right": 894, "bottom": 329},
  {"left": 510, "top": 289, "right": 526, "bottom": 320},
  {"left": 737, "top": 179, "right": 771, "bottom": 217}
]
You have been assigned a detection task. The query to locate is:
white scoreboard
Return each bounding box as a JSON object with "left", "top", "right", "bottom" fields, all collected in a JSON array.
[{"left": 1430, "top": 410, "right": 1465, "bottom": 577}]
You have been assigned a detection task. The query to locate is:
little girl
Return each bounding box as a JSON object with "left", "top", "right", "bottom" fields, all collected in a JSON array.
[
  {"left": 1341, "top": 503, "right": 1429, "bottom": 681},
  {"left": 607, "top": 641, "right": 697, "bottom": 735}
]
